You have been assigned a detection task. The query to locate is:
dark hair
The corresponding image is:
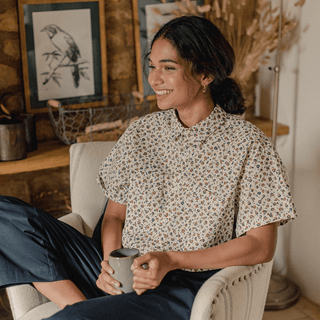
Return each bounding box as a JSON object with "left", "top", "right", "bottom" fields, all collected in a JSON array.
[{"left": 146, "top": 15, "right": 246, "bottom": 115}]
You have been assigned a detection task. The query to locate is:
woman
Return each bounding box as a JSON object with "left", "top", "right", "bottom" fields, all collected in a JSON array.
[{"left": 0, "top": 16, "right": 296, "bottom": 319}]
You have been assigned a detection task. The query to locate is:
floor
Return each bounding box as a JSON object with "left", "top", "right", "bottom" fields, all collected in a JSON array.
[
  {"left": 263, "top": 296, "right": 320, "bottom": 320},
  {"left": 1, "top": 288, "right": 320, "bottom": 319}
]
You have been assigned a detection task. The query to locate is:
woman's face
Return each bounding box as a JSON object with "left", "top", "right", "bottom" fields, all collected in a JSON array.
[{"left": 148, "top": 38, "right": 205, "bottom": 113}]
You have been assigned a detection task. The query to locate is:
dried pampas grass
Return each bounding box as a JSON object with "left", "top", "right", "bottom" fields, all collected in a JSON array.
[
  {"left": 205, "top": 0, "right": 305, "bottom": 84},
  {"left": 151, "top": 0, "right": 211, "bottom": 20}
]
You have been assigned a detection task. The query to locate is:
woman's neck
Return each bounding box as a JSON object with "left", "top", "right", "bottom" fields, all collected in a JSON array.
[{"left": 175, "top": 101, "right": 215, "bottom": 128}]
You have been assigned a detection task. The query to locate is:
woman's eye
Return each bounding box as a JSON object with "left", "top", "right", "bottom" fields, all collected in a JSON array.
[
  {"left": 164, "top": 66, "right": 176, "bottom": 71},
  {"left": 148, "top": 65, "right": 176, "bottom": 72}
]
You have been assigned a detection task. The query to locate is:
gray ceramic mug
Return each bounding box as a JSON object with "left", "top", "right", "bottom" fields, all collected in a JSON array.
[{"left": 109, "top": 248, "right": 140, "bottom": 293}]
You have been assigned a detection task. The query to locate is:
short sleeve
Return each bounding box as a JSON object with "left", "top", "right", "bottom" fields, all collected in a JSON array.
[
  {"left": 97, "top": 126, "right": 134, "bottom": 205},
  {"left": 235, "top": 136, "right": 296, "bottom": 237}
]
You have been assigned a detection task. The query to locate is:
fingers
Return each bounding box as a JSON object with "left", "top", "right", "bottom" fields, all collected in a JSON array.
[
  {"left": 132, "top": 277, "right": 158, "bottom": 295},
  {"left": 132, "top": 264, "right": 161, "bottom": 296},
  {"left": 133, "top": 272, "right": 159, "bottom": 288},
  {"left": 131, "top": 252, "right": 164, "bottom": 295},
  {"left": 134, "top": 288, "right": 147, "bottom": 295},
  {"left": 101, "top": 259, "right": 113, "bottom": 273},
  {"left": 132, "top": 275, "right": 152, "bottom": 296},
  {"left": 132, "top": 254, "right": 151, "bottom": 270},
  {"left": 96, "top": 260, "right": 123, "bottom": 295}
]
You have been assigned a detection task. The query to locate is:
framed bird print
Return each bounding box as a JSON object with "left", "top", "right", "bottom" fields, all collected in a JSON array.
[{"left": 18, "top": 0, "right": 108, "bottom": 113}]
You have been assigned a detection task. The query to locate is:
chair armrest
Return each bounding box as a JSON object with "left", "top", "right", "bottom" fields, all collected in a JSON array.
[
  {"left": 59, "top": 212, "right": 85, "bottom": 235},
  {"left": 18, "top": 302, "right": 60, "bottom": 320},
  {"left": 190, "top": 260, "right": 273, "bottom": 320},
  {"left": 6, "top": 285, "right": 50, "bottom": 320}
]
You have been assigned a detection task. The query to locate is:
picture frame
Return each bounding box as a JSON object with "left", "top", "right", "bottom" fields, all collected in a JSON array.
[
  {"left": 18, "top": 0, "right": 108, "bottom": 113},
  {"left": 132, "top": 0, "right": 203, "bottom": 98}
]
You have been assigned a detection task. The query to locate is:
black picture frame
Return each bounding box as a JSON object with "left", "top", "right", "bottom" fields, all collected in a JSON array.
[{"left": 18, "top": 0, "right": 108, "bottom": 113}]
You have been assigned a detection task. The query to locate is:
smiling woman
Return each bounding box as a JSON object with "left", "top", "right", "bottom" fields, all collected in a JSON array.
[{"left": 0, "top": 15, "right": 296, "bottom": 320}]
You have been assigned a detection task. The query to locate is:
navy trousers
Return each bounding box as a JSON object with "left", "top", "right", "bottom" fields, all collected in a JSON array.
[{"left": 0, "top": 196, "right": 219, "bottom": 320}]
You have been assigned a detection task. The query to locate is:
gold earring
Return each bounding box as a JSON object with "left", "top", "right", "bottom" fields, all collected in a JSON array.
[{"left": 203, "top": 85, "right": 207, "bottom": 93}]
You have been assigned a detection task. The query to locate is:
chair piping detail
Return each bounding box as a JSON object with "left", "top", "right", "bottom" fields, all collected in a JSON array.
[
  {"left": 244, "top": 266, "right": 254, "bottom": 320},
  {"left": 211, "top": 263, "right": 267, "bottom": 317}
]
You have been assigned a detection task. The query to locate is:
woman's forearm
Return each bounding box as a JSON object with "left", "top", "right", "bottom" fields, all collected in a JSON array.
[
  {"left": 167, "top": 222, "right": 278, "bottom": 271},
  {"left": 101, "top": 216, "right": 124, "bottom": 260},
  {"left": 100, "top": 200, "right": 126, "bottom": 260},
  {"left": 131, "top": 223, "right": 277, "bottom": 296}
]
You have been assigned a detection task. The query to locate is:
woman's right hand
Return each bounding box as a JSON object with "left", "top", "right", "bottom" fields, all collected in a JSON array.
[{"left": 96, "top": 260, "right": 123, "bottom": 295}]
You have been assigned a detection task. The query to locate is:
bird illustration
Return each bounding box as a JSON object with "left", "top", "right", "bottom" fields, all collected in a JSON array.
[{"left": 41, "top": 24, "right": 82, "bottom": 88}]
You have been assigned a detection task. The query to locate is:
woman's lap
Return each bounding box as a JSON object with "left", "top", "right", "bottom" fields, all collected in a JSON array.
[
  {"left": 0, "top": 196, "right": 219, "bottom": 319},
  {"left": 44, "top": 269, "right": 218, "bottom": 320}
]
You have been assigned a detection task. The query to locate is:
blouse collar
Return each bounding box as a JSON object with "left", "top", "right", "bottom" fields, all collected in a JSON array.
[{"left": 169, "top": 106, "right": 226, "bottom": 144}]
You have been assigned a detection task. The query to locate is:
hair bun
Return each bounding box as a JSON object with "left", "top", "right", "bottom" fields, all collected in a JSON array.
[{"left": 212, "top": 78, "right": 246, "bottom": 115}]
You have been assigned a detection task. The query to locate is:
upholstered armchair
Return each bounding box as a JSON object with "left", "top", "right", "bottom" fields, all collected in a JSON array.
[{"left": 6, "top": 141, "right": 273, "bottom": 320}]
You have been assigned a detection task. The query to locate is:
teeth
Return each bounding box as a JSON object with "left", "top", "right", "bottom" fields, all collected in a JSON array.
[{"left": 155, "top": 90, "right": 172, "bottom": 96}]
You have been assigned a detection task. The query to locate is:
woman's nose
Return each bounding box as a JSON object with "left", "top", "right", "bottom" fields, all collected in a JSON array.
[{"left": 148, "top": 69, "right": 164, "bottom": 87}]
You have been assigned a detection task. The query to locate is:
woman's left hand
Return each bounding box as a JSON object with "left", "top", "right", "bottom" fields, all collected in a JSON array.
[{"left": 131, "top": 251, "right": 174, "bottom": 295}]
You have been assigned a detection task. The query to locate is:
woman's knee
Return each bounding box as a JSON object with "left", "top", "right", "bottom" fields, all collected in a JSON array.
[{"left": 45, "top": 301, "right": 104, "bottom": 320}]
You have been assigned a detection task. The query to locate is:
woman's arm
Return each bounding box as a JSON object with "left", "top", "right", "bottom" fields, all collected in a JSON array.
[
  {"left": 96, "top": 199, "right": 126, "bottom": 295},
  {"left": 132, "top": 222, "right": 278, "bottom": 295},
  {"left": 100, "top": 199, "right": 126, "bottom": 259},
  {"left": 168, "top": 222, "right": 278, "bottom": 270}
]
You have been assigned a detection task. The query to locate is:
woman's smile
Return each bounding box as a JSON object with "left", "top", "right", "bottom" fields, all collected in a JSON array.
[{"left": 154, "top": 89, "right": 173, "bottom": 96}]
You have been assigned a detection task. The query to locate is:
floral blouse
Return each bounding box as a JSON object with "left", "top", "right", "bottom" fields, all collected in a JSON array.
[{"left": 97, "top": 106, "right": 296, "bottom": 271}]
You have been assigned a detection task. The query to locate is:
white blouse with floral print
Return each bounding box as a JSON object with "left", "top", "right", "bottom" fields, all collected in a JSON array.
[{"left": 97, "top": 106, "right": 296, "bottom": 271}]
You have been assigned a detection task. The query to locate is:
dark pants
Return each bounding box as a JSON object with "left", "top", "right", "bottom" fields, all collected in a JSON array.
[{"left": 0, "top": 196, "right": 219, "bottom": 320}]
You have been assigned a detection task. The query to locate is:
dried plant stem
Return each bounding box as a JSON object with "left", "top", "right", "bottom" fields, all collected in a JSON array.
[{"left": 205, "top": 0, "right": 300, "bottom": 85}]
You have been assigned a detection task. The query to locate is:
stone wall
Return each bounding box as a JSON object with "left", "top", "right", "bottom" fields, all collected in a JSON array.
[
  {"left": 0, "top": 0, "right": 140, "bottom": 216},
  {"left": 0, "top": 167, "right": 71, "bottom": 219},
  {"left": 0, "top": 0, "right": 139, "bottom": 141},
  {"left": 0, "top": 4, "right": 23, "bottom": 101}
]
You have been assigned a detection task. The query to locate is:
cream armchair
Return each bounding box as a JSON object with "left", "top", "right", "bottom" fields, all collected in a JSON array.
[{"left": 6, "top": 141, "right": 273, "bottom": 320}]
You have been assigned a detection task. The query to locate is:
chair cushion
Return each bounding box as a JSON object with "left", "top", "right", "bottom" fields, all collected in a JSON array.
[
  {"left": 59, "top": 212, "right": 85, "bottom": 235},
  {"left": 19, "top": 302, "right": 60, "bottom": 320},
  {"left": 69, "top": 141, "right": 116, "bottom": 236}
]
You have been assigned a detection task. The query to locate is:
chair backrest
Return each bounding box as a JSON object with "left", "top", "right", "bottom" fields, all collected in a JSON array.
[{"left": 69, "top": 141, "right": 116, "bottom": 236}]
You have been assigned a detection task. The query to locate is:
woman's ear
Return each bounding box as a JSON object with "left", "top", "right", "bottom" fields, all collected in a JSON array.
[{"left": 200, "top": 74, "right": 214, "bottom": 87}]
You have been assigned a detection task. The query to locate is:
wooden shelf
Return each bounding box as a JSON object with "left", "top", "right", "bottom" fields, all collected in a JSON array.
[
  {"left": 0, "top": 140, "right": 70, "bottom": 176},
  {"left": 0, "top": 118, "right": 289, "bottom": 176},
  {"left": 248, "top": 117, "right": 289, "bottom": 137}
]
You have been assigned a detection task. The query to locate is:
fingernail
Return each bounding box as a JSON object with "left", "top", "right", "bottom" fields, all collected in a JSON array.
[
  {"left": 108, "top": 269, "right": 113, "bottom": 274},
  {"left": 142, "top": 263, "right": 149, "bottom": 270},
  {"left": 113, "top": 282, "right": 120, "bottom": 287},
  {"left": 115, "top": 290, "right": 122, "bottom": 295}
]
